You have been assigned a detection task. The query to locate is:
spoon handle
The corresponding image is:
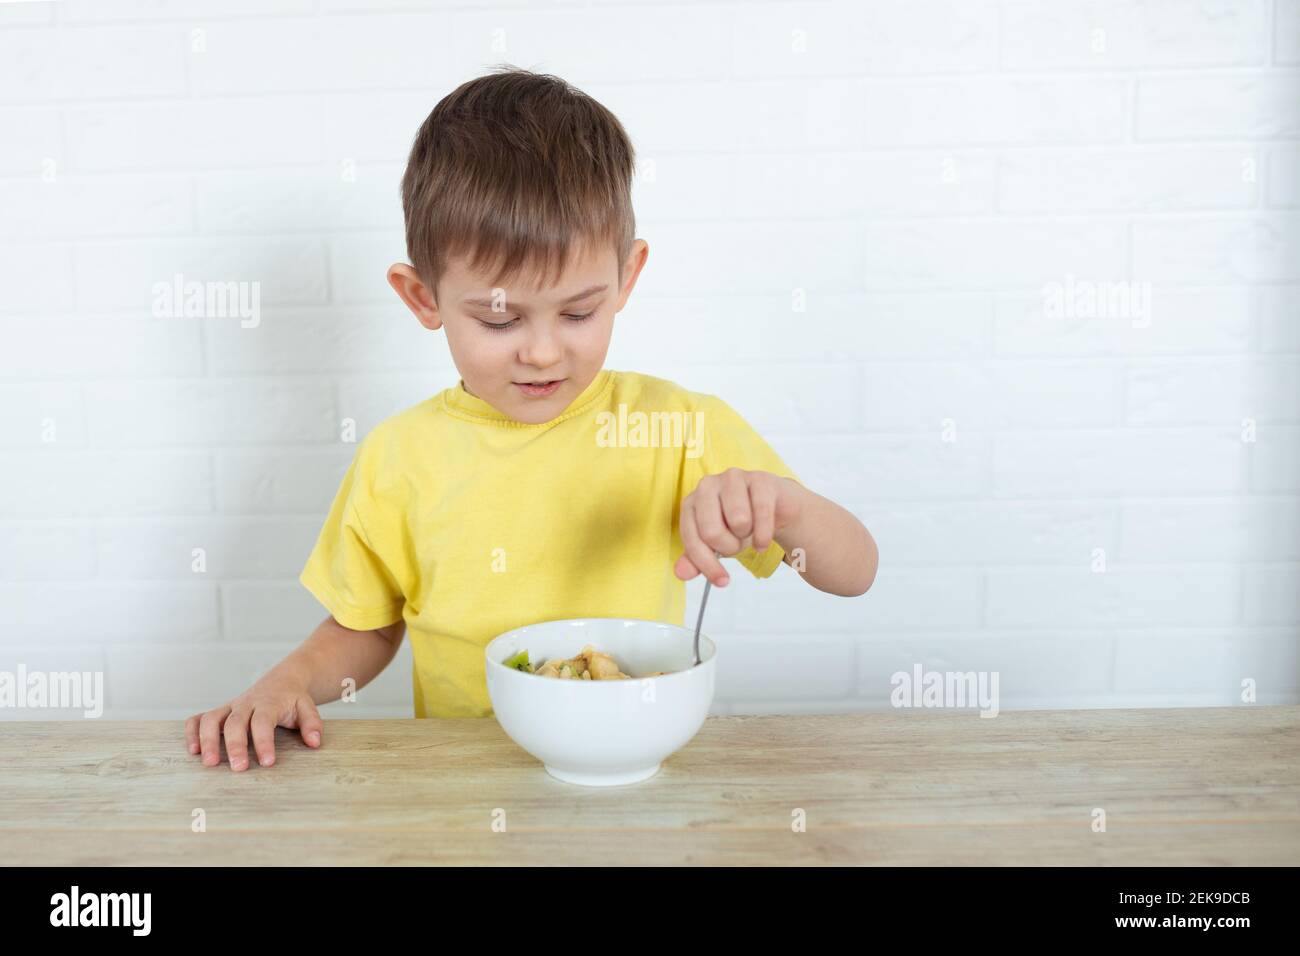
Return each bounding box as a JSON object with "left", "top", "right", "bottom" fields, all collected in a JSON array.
[{"left": 691, "top": 551, "right": 721, "bottom": 666}]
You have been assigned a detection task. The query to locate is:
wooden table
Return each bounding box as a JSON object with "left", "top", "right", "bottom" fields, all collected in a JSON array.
[{"left": 3, "top": 706, "right": 1297, "bottom": 865}]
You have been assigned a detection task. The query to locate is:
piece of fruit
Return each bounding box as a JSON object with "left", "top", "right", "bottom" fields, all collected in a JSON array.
[{"left": 503, "top": 649, "right": 532, "bottom": 672}]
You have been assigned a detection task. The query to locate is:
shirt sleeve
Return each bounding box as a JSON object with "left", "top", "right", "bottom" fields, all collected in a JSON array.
[
  {"left": 298, "top": 438, "right": 406, "bottom": 631},
  {"left": 683, "top": 393, "right": 803, "bottom": 580}
]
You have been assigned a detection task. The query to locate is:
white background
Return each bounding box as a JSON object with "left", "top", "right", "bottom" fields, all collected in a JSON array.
[{"left": 1, "top": 0, "right": 1297, "bottom": 719}]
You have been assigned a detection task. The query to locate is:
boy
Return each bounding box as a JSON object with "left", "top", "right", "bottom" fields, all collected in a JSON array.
[{"left": 185, "top": 66, "right": 878, "bottom": 772}]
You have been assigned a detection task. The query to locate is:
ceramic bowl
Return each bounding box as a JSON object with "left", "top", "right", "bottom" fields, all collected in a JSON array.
[{"left": 484, "top": 617, "right": 717, "bottom": 786}]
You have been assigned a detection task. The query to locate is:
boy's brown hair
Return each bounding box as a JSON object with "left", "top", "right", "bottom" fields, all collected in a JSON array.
[{"left": 400, "top": 65, "right": 637, "bottom": 302}]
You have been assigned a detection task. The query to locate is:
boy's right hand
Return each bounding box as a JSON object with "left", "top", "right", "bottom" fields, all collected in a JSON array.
[{"left": 185, "top": 676, "right": 323, "bottom": 772}]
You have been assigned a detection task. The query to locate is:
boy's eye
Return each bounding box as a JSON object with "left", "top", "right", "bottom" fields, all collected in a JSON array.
[{"left": 477, "top": 312, "right": 594, "bottom": 332}]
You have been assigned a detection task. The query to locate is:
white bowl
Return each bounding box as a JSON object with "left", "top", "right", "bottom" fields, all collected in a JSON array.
[{"left": 484, "top": 617, "right": 717, "bottom": 787}]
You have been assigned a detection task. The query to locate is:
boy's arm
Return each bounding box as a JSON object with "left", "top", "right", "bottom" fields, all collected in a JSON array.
[
  {"left": 675, "top": 392, "right": 877, "bottom": 595},
  {"left": 277, "top": 615, "right": 406, "bottom": 706},
  {"left": 772, "top": 477, "right": 878, "bottom": 597},
  {"left": 677, "top": 469, "right": 877, "bottom": 598}
]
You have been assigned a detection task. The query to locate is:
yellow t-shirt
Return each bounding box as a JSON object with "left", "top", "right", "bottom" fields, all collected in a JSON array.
[{"left": 298, "top": 368, "right": 801, "bottom": 718}]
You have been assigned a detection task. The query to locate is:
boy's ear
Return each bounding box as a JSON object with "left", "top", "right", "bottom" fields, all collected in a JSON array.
[
  {"left": 387, "top": 263, "right": 442, "bottom": 331},
  {"left": 614, "top": 239, "right": 649, "bottom": 312}
]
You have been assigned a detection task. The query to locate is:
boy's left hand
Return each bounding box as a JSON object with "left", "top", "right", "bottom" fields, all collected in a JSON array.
[{"left": 675, "top": 468, "right": 803, "bottom": 587}]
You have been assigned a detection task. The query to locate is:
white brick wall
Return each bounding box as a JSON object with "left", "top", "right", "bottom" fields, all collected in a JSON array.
[{"left": 1, "top": 0, "right": 1296, "bottom": 722}]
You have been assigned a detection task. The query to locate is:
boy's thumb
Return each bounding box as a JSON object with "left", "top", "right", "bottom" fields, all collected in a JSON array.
[{"left": 297, "top": 696, "right": 323, "bottom": 747}]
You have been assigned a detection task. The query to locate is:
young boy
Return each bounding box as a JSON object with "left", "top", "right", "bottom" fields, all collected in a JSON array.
[{"left": 185, "top": 66, "right": 878, "bottom": 772}]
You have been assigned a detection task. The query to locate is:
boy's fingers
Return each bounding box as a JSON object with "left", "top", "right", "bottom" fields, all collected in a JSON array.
[
  {"left": 693, "top": 489, "right": 743, "bottom": 560},
  {"left": 749, "top": 479, "right": 778, "bottom": 551},
  {"left": 674, "top": 552, "right": 700, "bottom": 581},
  {"left": 198, "top": 708, "right": 230, "bottom": 767},
  {"left": 719, "top": 469, "right": 753, "bottom": 540},
  {"left": 249, "top": 709, "right": 277, "bottom": 768},
  {"left": 223, "top": 710, "right": 252, "bottom": 772},
  {"left": 296, "top": 696, "right": 323, "bottom": 748},
  {"left": 681, "top": 498, "right": 730, "bottom": 586},
  {"left": 184, "top": 714, "right": 200, "bottom": 755}
]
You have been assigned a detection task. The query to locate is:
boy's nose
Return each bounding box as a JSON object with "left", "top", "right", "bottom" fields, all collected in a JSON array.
[{"left": 518, "top": 329, "right": 563, "bottom": 369}]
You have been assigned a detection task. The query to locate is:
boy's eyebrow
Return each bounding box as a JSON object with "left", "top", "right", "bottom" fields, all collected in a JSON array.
[{"left": 461, "top": 284, "right": 608, "bottom": 308}]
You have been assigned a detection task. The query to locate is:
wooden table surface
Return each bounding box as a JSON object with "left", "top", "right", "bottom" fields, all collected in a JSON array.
[{"left": 2, "top": 706, "right": 1297, "bottom": 865}]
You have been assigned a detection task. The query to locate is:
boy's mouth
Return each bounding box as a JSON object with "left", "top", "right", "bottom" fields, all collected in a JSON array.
[{"left": 515, "top": 378, "right": 565, "bottom": 397}]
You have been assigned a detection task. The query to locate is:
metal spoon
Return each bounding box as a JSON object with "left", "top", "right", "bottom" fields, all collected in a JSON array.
[{"left": 691, "top": 550, "right": 722, "bottom": 667}]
